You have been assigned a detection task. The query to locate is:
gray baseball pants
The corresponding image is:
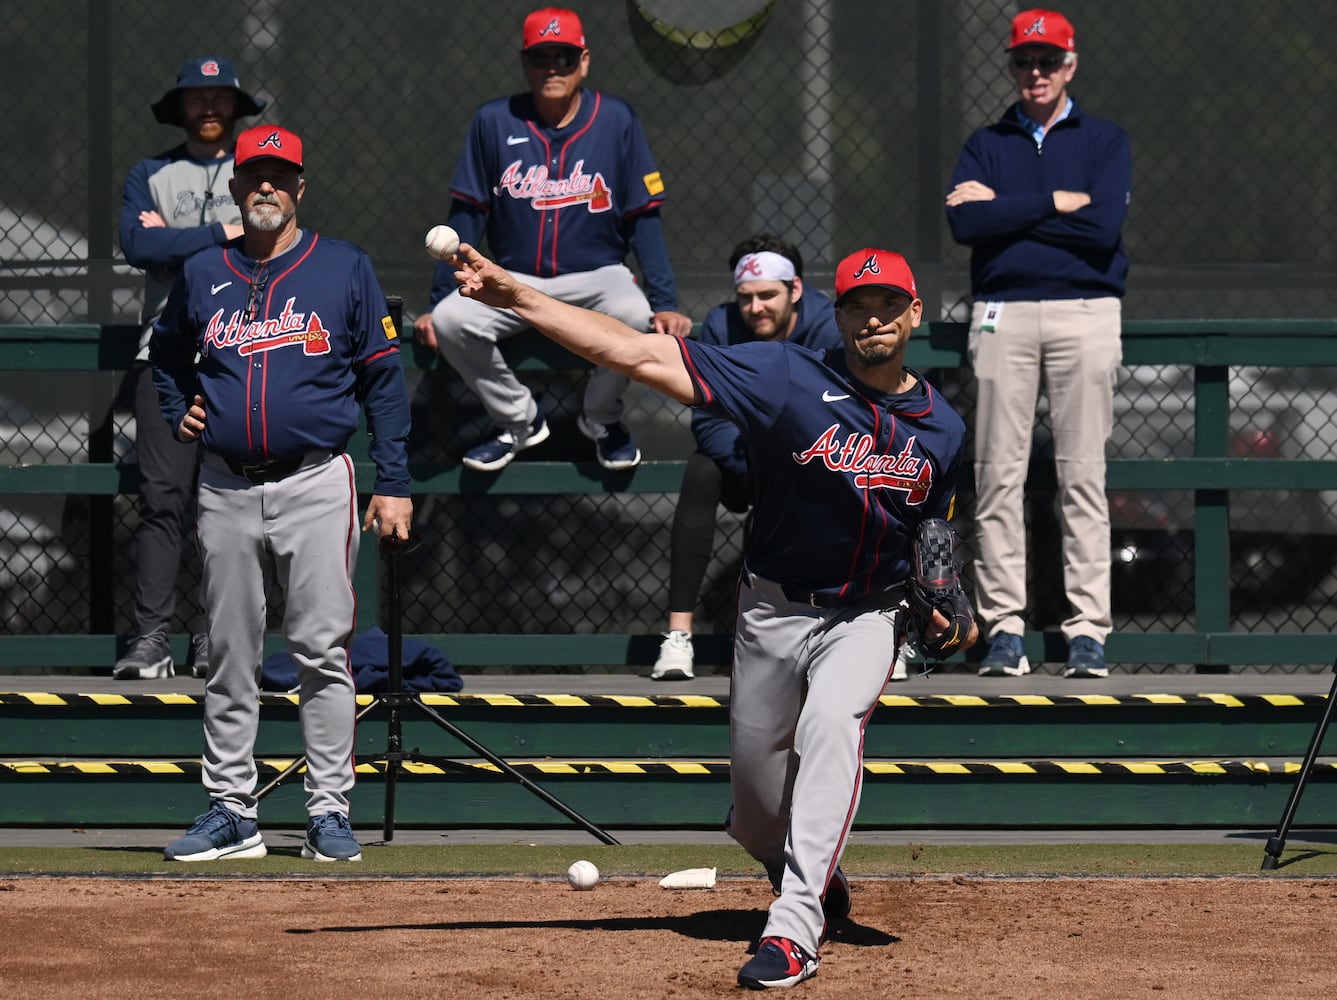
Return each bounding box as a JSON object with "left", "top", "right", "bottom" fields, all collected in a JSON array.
[
  {"left": 195, "top": 452, "right": 360, "bottom": 820},
  {"left": 727, "top": 571, "right": 905, "bottom": 957},
  {"left": 428, "top": 263, "right": 653, "bottom": 430}
]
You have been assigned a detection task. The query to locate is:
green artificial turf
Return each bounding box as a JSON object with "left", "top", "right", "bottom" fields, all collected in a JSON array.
[{"left": 1, "top": 841, "right": 1335, "bottom": 877}]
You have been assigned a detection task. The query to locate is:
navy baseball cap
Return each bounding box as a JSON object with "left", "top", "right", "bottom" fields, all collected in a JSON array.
[{"left": 151, "top": 56, "right": 266, "bottom": 126}]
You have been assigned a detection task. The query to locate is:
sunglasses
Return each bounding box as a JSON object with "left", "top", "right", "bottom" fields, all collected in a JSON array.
[
  {"left": 523, "top": 48, "right": 581, "bottom": 70},
  {"left": 243, "top": 261, "right": 268, "bottom": 325},
  {"left": 1010, "top": 52, "right": 1067, "bottom": 73}
]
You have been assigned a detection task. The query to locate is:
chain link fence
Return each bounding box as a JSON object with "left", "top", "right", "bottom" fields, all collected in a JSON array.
[{"left": 5, "top": 1, "right": 1337, "bottom": 668}]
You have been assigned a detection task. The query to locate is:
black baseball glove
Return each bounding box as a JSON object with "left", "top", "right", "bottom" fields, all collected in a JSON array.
[{"left": 907, "top": 518, "right": 975, "bottom": 659}]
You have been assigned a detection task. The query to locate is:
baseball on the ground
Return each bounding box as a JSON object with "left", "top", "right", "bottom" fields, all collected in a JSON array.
[
  {"left": 566, "top": 859, "right": 600, "bottom": 890},
  {"left": 424, "top": 224, "right": 460, "bottom": 260}
]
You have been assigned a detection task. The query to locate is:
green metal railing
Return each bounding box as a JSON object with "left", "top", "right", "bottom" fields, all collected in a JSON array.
[{"left": 4, "top": 320, "right": 1337, "bottom": 670}]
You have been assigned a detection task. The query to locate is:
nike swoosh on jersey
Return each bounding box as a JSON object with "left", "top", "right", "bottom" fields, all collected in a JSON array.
[
  {"left": 211, "top": 282, "right": 232, "bottom": 295},
  {"left": 822, "top": 391, "right": 851, "bottom": 402},
  {"left": 506, "top": 135, "right": 529, "bottom": 146}
]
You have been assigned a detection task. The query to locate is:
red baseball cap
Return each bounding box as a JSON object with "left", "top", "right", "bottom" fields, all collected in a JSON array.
[
  {"left": 522, "top": 7, "right": 586, "bottom": 50},
  {"left": 1009, "top": 9, "right": 1076, "bottom": 51},
  {"left": 834, "top": 249, "right": 918, "bottom": 305},
  {"left": 234, "top": 125, "right": 304, "bottom": 172}
]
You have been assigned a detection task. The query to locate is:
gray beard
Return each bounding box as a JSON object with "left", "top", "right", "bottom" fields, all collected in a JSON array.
[{"left": 246, "top": 204, "right": 290, "bottom": 232}]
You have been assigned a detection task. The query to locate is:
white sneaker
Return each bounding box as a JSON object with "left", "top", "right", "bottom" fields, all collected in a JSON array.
[
  {"left": 651, "top": 630, "right": 694, "bottom": 680},
  {"left": 890, "top": 639, "right": 915, "bottom": 681}
]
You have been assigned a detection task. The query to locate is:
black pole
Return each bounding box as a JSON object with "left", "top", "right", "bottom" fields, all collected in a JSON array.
[
  {"left": 1260, "top": 657, "right": 1337, "bottom": 870},
  {"left": 381, "top": 535, "right": 405, "bottom": 842}
]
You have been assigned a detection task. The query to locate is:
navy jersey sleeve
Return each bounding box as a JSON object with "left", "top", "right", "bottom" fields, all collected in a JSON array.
[
  {"left": 448, "top": 106, "right": 497, "bottom": 210},
  {"left": 348, "top": 251, "right": 411, "bottom": 496},
  {"left": 687, "top": 306, "right": 747, "bottom": 474},
  {"left": 616, "top": 105, "right": 666, "bottom": 217},
  {"left": 678, "top": 338, "right": 792, "bottom": 442}
]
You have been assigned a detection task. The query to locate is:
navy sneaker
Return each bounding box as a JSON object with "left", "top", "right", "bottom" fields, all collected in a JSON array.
[
  {"left": 462, "top": 405, "right": 550, "bottom": 472},
  {"left": 164, "top": 801, "right": 266, "bottom": 861},
  {"left": 1064, "top": 636, "right": 1109, "bottom": 678},
  {"left": 577, "top": 415, "right": 641, "bottom": 470},
  {"left": 301, "top": 811, "right": 362, "bottom": 862},
  {"left": 978, "top": 631, "right": 1030, "bottom": 677},
  {"left": 822, "top": 866, "right": 851, "bottom": 924},
  {"left": 738, "top": 936, "right": 819, "bottom": 989}
]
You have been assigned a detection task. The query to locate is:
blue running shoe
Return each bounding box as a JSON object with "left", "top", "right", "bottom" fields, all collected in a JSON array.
[
  {"left": 577, "top": 415, "right": 641, "bottom": 470},
  {"left": 164, "top": 801, "right": 266, "bottom": 861},
  {"left": 978, "top": 631, "right": 1030, "bottom": 677},
  {"left": 738, "top": 936, "right": 819, "bottom": 989},
  {"left": 462, "top": 405, "right": 550, "bottom": 472},
  {"left": 1064, "top": 636, "right": 1109, "bottom": 678},
  {"left": 301, "top": 811, "right": 362, "bottom": 862}
]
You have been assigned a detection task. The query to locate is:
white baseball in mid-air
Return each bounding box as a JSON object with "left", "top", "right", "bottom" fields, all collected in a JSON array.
[
  {"left": 424, "top": 224, "right": 460, "bottom": 260},
  {"left": 566, "top": 859, "right": 600, "bottom": 891}
]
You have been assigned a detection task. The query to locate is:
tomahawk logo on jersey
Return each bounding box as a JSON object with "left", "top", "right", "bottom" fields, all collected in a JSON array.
[
  {"left": 451, "top": 90, "right": 666, "bottom": 276},
  {"left": 677, "top": 338, "right": 966, "bottom": 598},
  {"left": 151, "top": 229, "right": 402, "bottom": 464}
]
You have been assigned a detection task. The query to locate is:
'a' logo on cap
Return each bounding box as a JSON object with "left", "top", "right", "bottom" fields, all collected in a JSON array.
[
  {"left": 540, "top": 17, "right": 562, "bottom": 37},
  {"left": 201, "top": 60, "right": 221, "bottom": 76},
  {"left": 257, "top": 130, "right": 284, "bottom": 149},
  {"left": 1023, "top": 16, "right": 1047, "bottom": 38},
  {"left": 853, "top": 255, "right": 881, "bottom": 279}
]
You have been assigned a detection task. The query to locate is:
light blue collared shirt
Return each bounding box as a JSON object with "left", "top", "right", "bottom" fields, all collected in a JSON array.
[{"left": 1016, "top": 96, "right": 1074, "bottom": 150}]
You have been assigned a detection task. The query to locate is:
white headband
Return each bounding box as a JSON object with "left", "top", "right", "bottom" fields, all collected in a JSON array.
[{"left": 733, "top": 251, "right": 796, "bottom": 286}]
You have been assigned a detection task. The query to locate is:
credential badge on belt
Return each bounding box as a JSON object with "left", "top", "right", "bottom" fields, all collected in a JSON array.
[{"left": 980, "top": 301, "right": 1004, "bottom": 333}]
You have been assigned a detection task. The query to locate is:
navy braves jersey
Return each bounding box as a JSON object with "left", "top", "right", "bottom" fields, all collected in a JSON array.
[
  {"left": 691, "top": 289, "right": 842, "bottom": 479},
  {"left": 120, "top": 144, "right": 244, "bottom": 351},
  {"left": 678, "top": 339, "right": 966, "bottom": 598},
  {"left": 451, "top": 90, "right": 666, "bottom": 278},
  {"left": 150, "top": 229, "right": 411, "bottom": 495}
]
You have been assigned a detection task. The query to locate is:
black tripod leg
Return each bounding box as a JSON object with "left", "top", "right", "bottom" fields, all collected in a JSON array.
[
  {"left": 1261, "top": 657, "right": 1337, "bottom": 870},
  {"left": 410, "top": 698, "right": 621, "bottom": 845},
  {"left": 377, "top": 533, "right": 619, "bottom": 846}
]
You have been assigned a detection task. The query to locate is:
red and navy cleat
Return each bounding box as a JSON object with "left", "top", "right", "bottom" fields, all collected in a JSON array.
[{"left": 737, "top": 936, "right": 819, "bottom": 989}]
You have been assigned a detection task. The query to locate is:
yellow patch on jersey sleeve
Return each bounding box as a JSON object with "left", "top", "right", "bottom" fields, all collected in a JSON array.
[
  {"left": 381, "top": 315, "right": 398, "bottom": 340},
  {"left": 947, "top": 496, "right": 956, "bottom": 520},
  {"left": 643, "top": 171, "right": 665, "bottom": 196}
]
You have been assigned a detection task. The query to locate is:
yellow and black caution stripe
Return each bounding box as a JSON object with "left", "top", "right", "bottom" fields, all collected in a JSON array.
[
  {"left": 0, "top": 691, "right": 1327, "bottom": 711},
  {"left": 4, "top": 758, "right": 1335, "bottom": 780}
]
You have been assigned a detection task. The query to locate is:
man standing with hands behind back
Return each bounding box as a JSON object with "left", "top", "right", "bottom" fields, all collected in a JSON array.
[
  {"left": 414, "top": 7, "right": 692, "bottom": 473},
  {"left": 946, "top": 8, "right": 1131, "bottom": 680}
]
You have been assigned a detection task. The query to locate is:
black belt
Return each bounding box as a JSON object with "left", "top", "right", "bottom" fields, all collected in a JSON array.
[
  {"left": 220, "top": 450, "right": 335, "bottom": 484},
  {"left": 780, "top": 583, "right": 906, "bottom": 609}
]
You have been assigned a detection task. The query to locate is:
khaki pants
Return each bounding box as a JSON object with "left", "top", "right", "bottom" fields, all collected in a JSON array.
[{"left": 967, "top": 297, "right": 1122, "bottom": 645}]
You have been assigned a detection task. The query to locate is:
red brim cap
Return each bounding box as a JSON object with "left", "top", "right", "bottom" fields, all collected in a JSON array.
[
  {"left": 1009, "top": 9, "right": 1076, "bottom": 50},
  {"left": 234, "top": 125, "right": 304, "bottom": 172},
  {"left": 522, "top": 7, "right": 586, "bottom": 50},
  {"left": 834, "top": 248, "right": 918, "bottom": 305}
]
